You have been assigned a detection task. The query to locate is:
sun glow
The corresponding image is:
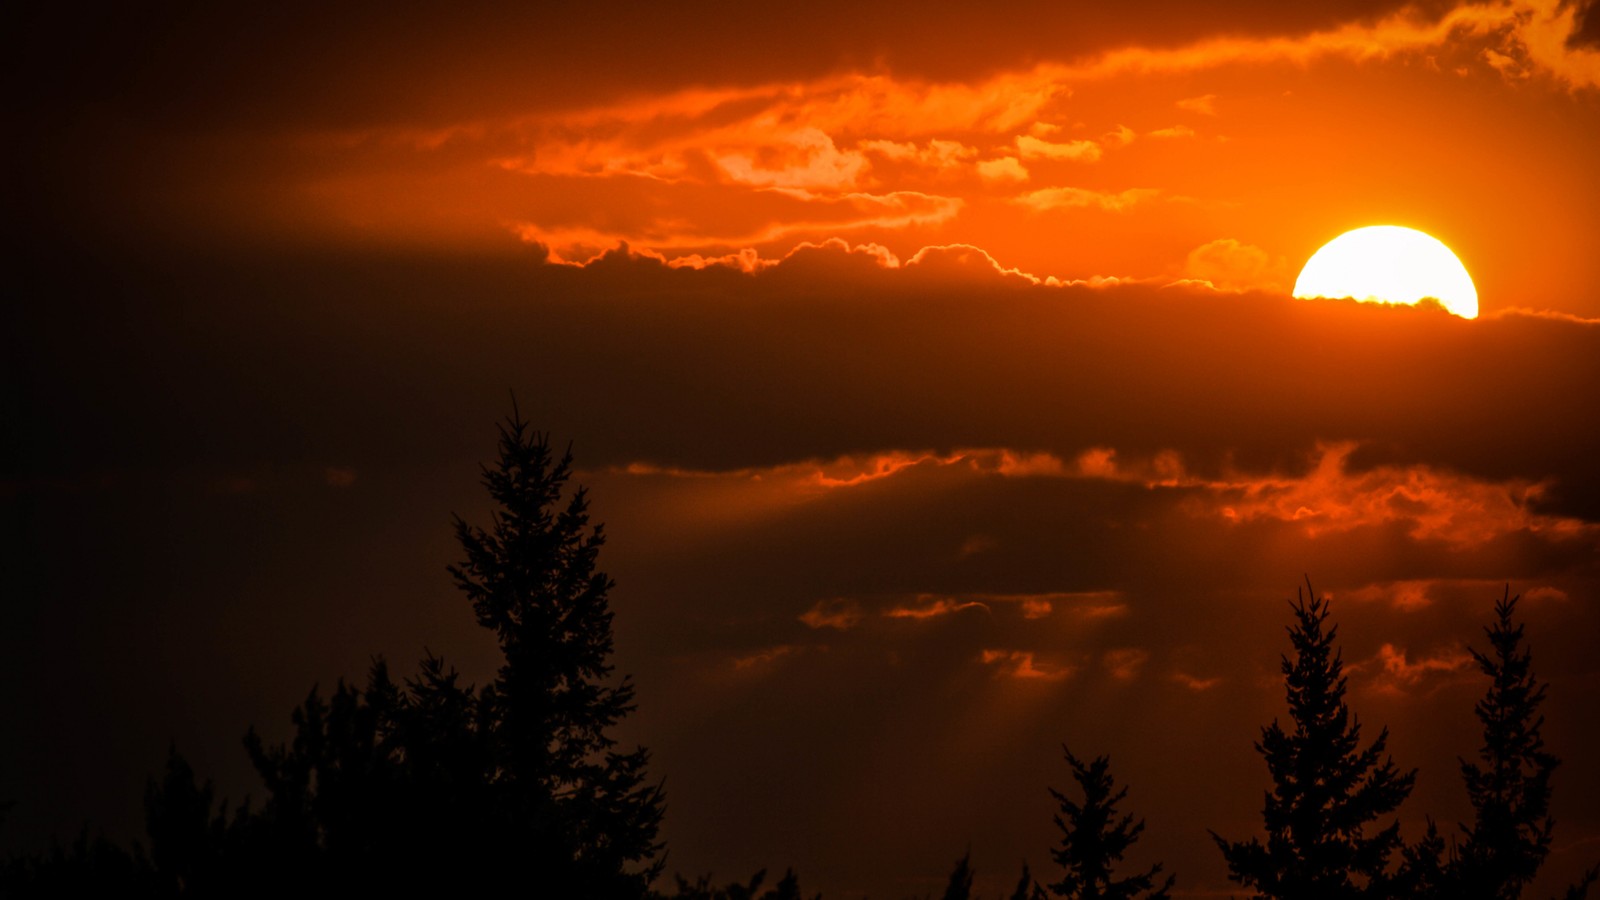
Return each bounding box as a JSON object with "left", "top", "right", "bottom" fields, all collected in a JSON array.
[{"left": 1293, "top": 226, "right": 1478, "bottom": 319}]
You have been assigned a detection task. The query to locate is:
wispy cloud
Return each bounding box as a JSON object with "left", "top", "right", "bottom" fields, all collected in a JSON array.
[{"left": 980, "top": 649, "right": 1074, "bottom": 680}]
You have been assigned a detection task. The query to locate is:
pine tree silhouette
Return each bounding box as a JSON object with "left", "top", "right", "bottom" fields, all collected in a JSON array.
[
  {"left": 1045, "top": 747, "right": 1173, "bottom": 900},
  {"left": 140, "top": 747, "right": 247, "bottom": 894},
  {"left": 445, "top": 410, "right": 666, "bottom": 893},
  {"left": 655, "top": 867, "right": 816, "bottom": 900},
  {"left": 1211, "top": 579, "right": 1415, "bottom": 899},
  {"left": 941, "top": 851, "right": 975, "bottom": 900},
  {"left": 1454, "top": 588, "right": 1561, "bottom": 899},
  {"left": 134, "top": 410, "right": 665, "bottom": 896},
  {"left": 1402, "top": 589, "right": 1599, "bottom": 900},
  {"left": 1011, "top": 860, "right": 1047, "bottom": 900}
]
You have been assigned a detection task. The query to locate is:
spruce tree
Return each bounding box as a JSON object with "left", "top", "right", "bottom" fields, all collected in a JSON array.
[
  {"left": 4, "top": 410, "right": 665, "bottom": 896},
  {"left": 1454, "top": 589, "right": 1588, "bottom": 900},
  {"left": 223, "top": 411, "right": 665, "bottom": 895},
  {"left": 941, "top": 851, "right": 975, "bottom": 900},
  {"left": 1211, "top": 579, "right": 1415, "bottom": 899},
  {"left": 445, "top": 410, "right": 666, "bottom": 893},
  {"left": 1011, "top": 861, "right": 1046, "bottom": 900},
  {"left": 1046, "top": 747, "right": 1173, "bottom": 900}
]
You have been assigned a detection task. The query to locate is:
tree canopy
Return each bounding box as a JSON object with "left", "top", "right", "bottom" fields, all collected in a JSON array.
[
  {"left": 1212, "top": 580, "right": 1415, "bottom": 899},
  {"left": 1, "top": 410, "right": 668, "bottom": 898},
  {"left": 1046, "top": 747, "right": 1173, "bottom": 900}
]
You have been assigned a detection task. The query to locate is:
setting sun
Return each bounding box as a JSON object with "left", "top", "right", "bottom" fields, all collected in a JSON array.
[{"left": 1293, "top": 226, "right": 1479, "bottom": 319}]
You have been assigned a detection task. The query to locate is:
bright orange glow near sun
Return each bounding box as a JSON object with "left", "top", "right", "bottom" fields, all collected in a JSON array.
[{"left": 1293, "top": 226, "right": 1479, "bottom": 319}]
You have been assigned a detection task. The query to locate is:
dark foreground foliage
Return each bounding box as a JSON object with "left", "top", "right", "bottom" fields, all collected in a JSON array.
[
  {"left": 4, "top": 410, "right": 663, "bottom": 898},
  {"left": 1045, "top": 749, "right": 1171, "bottom": 900},
  {"left": 3, "top": 407, "right": 1594, "bottom": 899}
]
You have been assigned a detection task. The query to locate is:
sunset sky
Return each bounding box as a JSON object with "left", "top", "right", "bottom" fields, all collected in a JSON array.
[{"left": 7, "top": 2, "right": 1600, "bottom": 896}]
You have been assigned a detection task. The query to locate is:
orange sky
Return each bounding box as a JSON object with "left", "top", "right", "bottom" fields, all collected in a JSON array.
[
  {"left": 8, "top": 2, "right": 1600, "bottom": 897},
  {"left": 22, "top": 0, "right": 1600, "bottom": 315}
]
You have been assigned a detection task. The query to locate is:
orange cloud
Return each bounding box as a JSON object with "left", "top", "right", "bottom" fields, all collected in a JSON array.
[
  {"left": 799, "top": 598, "right": 865, "bottom": 631},
  {"left": 1016, "top": 134, "right": 1104, "bottom": 163},
  {"left": 1019, "top": 599, "right": 1054, "bottom": 619},
  {"left": 885, "top": 596, "right": 990, "bottom": 620},
  {"left": 1172, "top": 672, "right": 1224, "bottom": 691},
  {"left": 980, "top": 649, "right": 1074, "bottom": 681},
  {"left": 1055, "top": 0, "right": 1598, "bottom": 89},
  {"left": 605, "top": 432, "right": 1594, "bottom": 555},
  {"left": 1146, "top": 125, "right": 1197, "bottom": 139},
  {"left": 1344, "top": 579, "right": 1439, "bottom": 611},
  {"left": 1203, "top": 442, "right": 1587, "bottom": 548},
  {"left": 1103, "top": 648, "right": 1151, "bottom": 681},
  {"left": 976, "top": 156, "right": 1029, "bottom": 183},
  {"left": 1076, "top": 447, "right": 1120, "bottom": 478},
  {"left": 1342, "top": 579, "right": 1575, "bottom": 613},
  {"left": 860, "top": 138, "right": 978, "bottom": 169},
  {"left": 732, "top": 644, "right": 801, "bottom": 670},
  {"left": 1355, "top": 643, "right": 1475, "bottom": 696},
  {"left": 1102, "top": 124, "right": 1137, "bottom": 147},
  {"left": 810, "top": 451, "right": 963, "bottom": 488},
  {"left": 716, "top": 128, "right": 869, "bottom": 189},
  {"left": 512, "top": 189, "right": 963, "bottom": 263},
  {"left": 1015, "top": 186, "right": 1161, "bottom": 212},
  {"left": 996, "top": 450, "right": 1071, "bottom": 477},
  {"left": 902, "top": 243, "right": 1055, "bottom": 285},
  {"left": 1183, "top": 238, "right": 1286, "bottom": 292},
  {"left": 245, "top": 0, "right": 1598, "bottom": 275},
  {"left": 790, "top": 592, "right": 1110, "bottom": 628},
  {"left": 1523, "top": 586, "right": 1570, "bottom": 603},
  {"left": 962, "top": 592, "right": 1127, "bottom": 619}
]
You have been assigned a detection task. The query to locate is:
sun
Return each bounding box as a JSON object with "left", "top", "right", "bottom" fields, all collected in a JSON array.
[{"left": 1293, "top": 226, "right": 1478, "bottom": 319}]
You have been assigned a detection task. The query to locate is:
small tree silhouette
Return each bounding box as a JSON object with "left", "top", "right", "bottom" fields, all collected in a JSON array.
[
  {"left": 1211, "top": 579, "right": 1415, "bottom": 898},
  {"left": 1045, "top": 747, "right": 1173, "bottom": 900},
  {"left": 1011, "top": 861, "right": 1046, "bottom": 900},
  {"left": 1455, "top": 588, "right": 1561, "bottom": 898},
  {"left": 445, "top": 410, "right": 666, "bottom": 892},
  {"left": 657, "top": 867, "right": 817, "bottom": 900},
  {"left": 140, "top": 410, "right": 667, "bottom": 896},
  {"left": 941, "top": 851, "right": 975, "bottom": 900},
  {"left": 1404, "top": 589, "right": 1598, "bottom": 900}
]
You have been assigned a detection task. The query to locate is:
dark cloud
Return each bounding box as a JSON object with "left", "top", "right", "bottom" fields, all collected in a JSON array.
[
  {"left": 18, "top": 241, "right": 1597, "bottom": 512},
  {"left": 1571, "top": 0, "right": 1600, "bottom": 48}
]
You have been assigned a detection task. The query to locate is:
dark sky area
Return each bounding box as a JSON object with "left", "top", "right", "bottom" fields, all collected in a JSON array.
[{"left": 6, "top": 3, "right": 1599, "bottom": 897}]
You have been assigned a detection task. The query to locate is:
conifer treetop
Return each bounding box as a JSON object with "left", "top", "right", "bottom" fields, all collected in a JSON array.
[
  {"left": 1047, "top": 747, "right": 1173, "bottom": 900},
  {"left": 1212, "top": 578, "right": 1416, "bottom": 899}
]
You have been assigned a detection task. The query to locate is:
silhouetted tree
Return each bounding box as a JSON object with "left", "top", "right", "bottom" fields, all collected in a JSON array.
[
  {"left": 1011, "top": 861, "right": 1047, "bottom": 900},
  {"left": 657, "top": 868, "right": 817, "bottom": 900},
  {"left": 1046, "top": 747, "right": 1173, "bottom": 900},
  {"left": 127, "top": 410, "right": 666, "bottom": 896},
  {"left": 1212, "top": 579, "right": 1415, "bottom": 899},
  {"left": 0, "top": 828, "right": 146, "bottom": 898},
  {"left": 1455, "top": 589, "right": 1560, "bottom": 899},
  {"left": 446, "top": 410, "right": 666, "bottom": 892},
  {"left": 1396, "top": 817, "right": 1452, "bottom": 899},
  {"left": 942, "top": 851, "right": 975, "bottom": 900},
  {"left": 138, "top": 747, "right": 253, "bottom": 894},
  {"left": 1556, "top": 872, "right": 1600, "bottom": 900},
  {"left": 1404, "top": 590, "right": 1597, "bottom": 900},
  {"left": 660, "top": 869, "right": 768, "bottom": 900}
]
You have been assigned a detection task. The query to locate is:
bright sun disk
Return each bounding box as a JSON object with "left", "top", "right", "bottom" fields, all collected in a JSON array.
[{"left": 1294, "top": 225, "right": 1478, "bottom": 319}]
